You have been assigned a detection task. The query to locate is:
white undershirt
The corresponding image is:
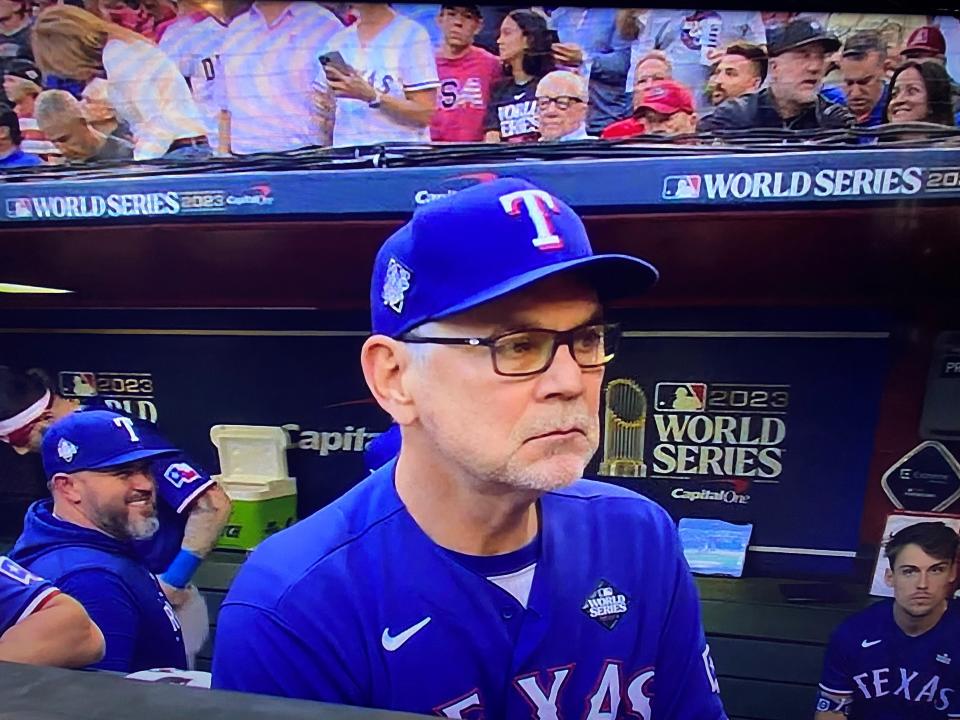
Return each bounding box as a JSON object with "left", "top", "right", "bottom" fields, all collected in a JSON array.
[{"left": 488, "top": 563, "right": 537, "bottom": 608}]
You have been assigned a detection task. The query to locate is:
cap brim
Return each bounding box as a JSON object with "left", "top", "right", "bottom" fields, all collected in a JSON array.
[
  {"left": 77, "top": 447, "right": 177, "bottom": 473},
  {"left": 637, "top": 102, "right": 687, "bottom": 116},
  {"left": 423, "top": 254, "right": 659, "bottom": 329},
  {"left": 774, "top": 36, "right": 841, "bottom": 56}
]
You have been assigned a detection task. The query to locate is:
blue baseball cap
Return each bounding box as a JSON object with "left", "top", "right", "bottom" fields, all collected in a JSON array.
[
  {"left": 371, "top": 178, "right": 658, "bottom": 338},
  {"left": 41, "top": 410, "right": 176, "bottom": 478}
]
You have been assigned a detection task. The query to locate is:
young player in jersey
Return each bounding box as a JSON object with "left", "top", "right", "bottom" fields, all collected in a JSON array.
[
  {"left": 0, "top": 554, "right": 104, "bottom": 667},
  {"left": 817, "top": 521, "right": 960, "bottom": 719},
  {"left": 0, "top": 366, "right": 231, "bottom": 609},
  {"left": 213, "top": 178, "right": 727, "bottom": 719}
]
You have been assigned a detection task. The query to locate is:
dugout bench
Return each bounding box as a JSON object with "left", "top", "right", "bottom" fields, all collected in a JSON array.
[{"left": 194, "top": 551, "right": 873, "bottom": 720}]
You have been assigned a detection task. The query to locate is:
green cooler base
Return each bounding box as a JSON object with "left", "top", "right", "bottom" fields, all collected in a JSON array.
[{"left": 217, "top": 495, "right": 297, "bottom": 550}]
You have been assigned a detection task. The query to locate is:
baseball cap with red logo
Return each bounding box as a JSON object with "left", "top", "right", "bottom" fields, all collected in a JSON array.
[
  {"left": 902, "top": 26, "right": 947, "bottom": 57},
  {"left": 635, "top": 80, "right": 695, "bottom": 116},
  {"left": 370, "top": 178, "right": 659, "bottom": 338}
]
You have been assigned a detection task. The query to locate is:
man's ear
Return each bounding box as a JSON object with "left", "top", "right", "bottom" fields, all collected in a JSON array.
[
  {"left": 360, "top": 335, "right": 419, "bottom": 425},
  {"left": 884, "top": 566, "right": 894, "bottom": 588},
  {"left": 50, "top": 472, "right": 83, "bottom": 504}
]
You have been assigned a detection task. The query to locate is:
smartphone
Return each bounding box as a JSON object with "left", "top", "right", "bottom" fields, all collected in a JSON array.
[
  {"left": 547, "top": 29, "right": 561, "bottom": 46},
  {"left": 319, "top": 51, "right": 351, "bottom": 74}
]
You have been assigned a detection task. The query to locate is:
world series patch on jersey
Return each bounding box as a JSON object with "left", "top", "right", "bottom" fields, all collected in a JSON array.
[
  {"left": 819, "top": 599, "right": 960, "bottom": 719},
  {"left": 212, "top": 463, "right": 727, "bottom": 719}
]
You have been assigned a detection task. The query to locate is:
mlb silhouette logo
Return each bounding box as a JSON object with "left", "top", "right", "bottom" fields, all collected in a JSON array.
[
  {"left": 662, "top": 175, "right": 702, "bottom": 200},
  {"left": 655, "top": 382, "right": 707, "bottom": 412},
  {"left": 6, "top": 198, "right": 33, "bottom": 218}
]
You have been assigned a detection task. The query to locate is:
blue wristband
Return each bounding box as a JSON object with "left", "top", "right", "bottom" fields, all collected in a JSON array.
[{"left": 159, "top": 549, "right": 203, "bottom": 589}]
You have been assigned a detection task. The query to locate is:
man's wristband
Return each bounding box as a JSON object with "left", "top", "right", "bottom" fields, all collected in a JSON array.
[{"left": 159, "top": 549, "right": 203, "bottom": 589}]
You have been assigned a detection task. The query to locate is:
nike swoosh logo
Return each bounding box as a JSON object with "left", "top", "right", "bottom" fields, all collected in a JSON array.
[
  {"left": 381, "top": 616, "right": 431, "bottom": 652},
  {"left": 862, "top": 639, "right": 882, "bottom": 648},
  {"left": 513, "top": 93, "right": 526, "bottom": 100}
]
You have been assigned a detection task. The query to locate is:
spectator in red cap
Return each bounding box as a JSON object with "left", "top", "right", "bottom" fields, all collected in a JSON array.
[
  {"left": 602, "top": 79, "right": 696, "bottom": 139},
  {"left": 600, "top": 50, "right": 672, "bottom": 139},
  {"left": 635, "top": 79, "right": 697, "bottom": 135},
  {"left": 901, "top": 26, "right": 947, "bottom": 63}
]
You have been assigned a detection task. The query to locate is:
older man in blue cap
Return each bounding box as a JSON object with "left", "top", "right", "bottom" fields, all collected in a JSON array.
[
  {"left": 10, "top": 410, "right": 188, "bottom": 673},
  {"left": 213, "top": 178, "right": 727, "bottom": 719}
]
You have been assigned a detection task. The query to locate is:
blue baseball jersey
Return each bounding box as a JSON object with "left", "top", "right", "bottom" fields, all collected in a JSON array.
[
  {"left": 0, "top": 555, "right": 58, "bottom": 635},
  {"left": 212, "top": 462, "right": 727, "bottom": 719},
  {"left": 820, "top": 599, "right": 960, "bottom": 719},
  {"left": 10, "top": 500, "right": 186, "bottom": 672},
  {"left": 78, "top": 400, "right": 214, "bottom": 573}
]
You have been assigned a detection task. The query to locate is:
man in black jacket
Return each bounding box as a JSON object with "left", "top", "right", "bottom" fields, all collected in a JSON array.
[{"left": 699, "top": 19, "right": 854, "bottom": 132}]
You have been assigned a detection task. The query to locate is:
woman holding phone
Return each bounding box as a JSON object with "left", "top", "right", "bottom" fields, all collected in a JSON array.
[{"left": 483, "top": 9, "right": 557, "bottom": 143}]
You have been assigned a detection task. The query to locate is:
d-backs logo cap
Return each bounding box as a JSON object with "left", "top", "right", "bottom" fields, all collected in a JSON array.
[
  {"left": 370, "top": 178, "right": 659, "bottom": 338},
  {"left": 41, "top": 409, "right": 176, "bottom": 478}
]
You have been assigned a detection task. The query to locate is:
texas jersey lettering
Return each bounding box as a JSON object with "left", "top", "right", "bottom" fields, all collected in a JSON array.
[{"left": 820, "top": 599, "right": 960, "bottom": 719}]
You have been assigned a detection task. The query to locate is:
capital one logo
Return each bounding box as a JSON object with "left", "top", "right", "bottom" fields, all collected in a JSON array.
[{"left": 498, "top": 189, "right": 564, "bottom": 250}]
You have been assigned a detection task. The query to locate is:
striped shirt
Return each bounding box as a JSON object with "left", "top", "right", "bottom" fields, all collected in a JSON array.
[
  {"left": 159, "top": 12, "right": 231, "bottom": 144},
  {"left": 215, "top": 2, "right": 342, "bottom": 154},
  {"left": 103, "top": 38, "right": 208, "bottom": 160},
  {"left": 318, "top": 13, "right": 439, "bottom": 147},
  {"left": 18, "top": 115, "right": 59, "bottom": 159}
]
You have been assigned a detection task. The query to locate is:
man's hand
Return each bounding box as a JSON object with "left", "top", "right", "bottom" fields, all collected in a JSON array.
[
  {"left": 325, "top": 65, "right": 378, "bottom": 103},
  {"left": 552, "top": 42, "right": 585, "bottom": 67}
]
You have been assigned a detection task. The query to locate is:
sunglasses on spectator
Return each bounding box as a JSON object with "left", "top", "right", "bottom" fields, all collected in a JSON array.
[{"left": 535, "top": 96, "right": 585, "bottom": 111}]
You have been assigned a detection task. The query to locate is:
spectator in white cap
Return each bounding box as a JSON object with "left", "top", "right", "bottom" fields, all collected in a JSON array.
[{"left": 536, "top": 69, "right": 590, "bottom": 141}]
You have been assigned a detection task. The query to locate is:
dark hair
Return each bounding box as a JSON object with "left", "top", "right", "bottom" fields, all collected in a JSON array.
[
  {"left": 885, "top": 59, "right": 955, "bottom": 126},
  {"left": 885, "top": 521, "right": 960, "bottom": 567},
  {"left": 724, "top": 42, "right": 768, "bottom": 84},
  {"left": 842, "top": 30, "right": 886, "bottom": 60},
  {"left": 504, "top": 9, "right": 555, "bottom": 80},
  {"left": 0, "top": 366, "right": 49, "bottom": 421},
  {"left": 0, "top": 105, "right": 22, "bottom": 146}
]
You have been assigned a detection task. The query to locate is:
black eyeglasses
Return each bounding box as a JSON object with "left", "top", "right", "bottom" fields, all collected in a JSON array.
[
  {"left": 401, "top": 322, "right": 621, "bottom": 377},
  {"left": 535, "top": 96, "right": 585, "bottom": 111}
]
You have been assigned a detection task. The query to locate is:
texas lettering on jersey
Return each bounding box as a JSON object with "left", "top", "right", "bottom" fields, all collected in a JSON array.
[
  {"left": 850, "top": 667, "right": 954, "bottom": 712},
  {"left": 436, "top": 662, "right": 657, "bottom": 719}
]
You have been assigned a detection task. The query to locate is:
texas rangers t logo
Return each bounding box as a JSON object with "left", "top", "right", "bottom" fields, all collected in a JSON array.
[{"left": 498, "top": 189, "right": 563, "bottom": 250}]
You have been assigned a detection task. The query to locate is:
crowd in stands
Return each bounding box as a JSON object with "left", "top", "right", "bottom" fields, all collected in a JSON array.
[{"left": 0, "top": 1, "right": 959, "bottom": 167}]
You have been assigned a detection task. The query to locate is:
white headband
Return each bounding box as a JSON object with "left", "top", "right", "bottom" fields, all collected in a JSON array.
[{"left": 0, "top": 390, "right": 51, "bottom": 439}]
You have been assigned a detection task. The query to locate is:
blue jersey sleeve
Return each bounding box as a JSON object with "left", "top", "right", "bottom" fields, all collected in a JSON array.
[
  {"left": 0, "top": 556, "right": 57, "bottom": 635},
  {"left": 652, "top": 525, "right": 728, "bottom": 719},
  {"left": 211, "top": 603, "right": 365, "bottom": 703},
  {"left": 58, "top": 569, "right": 140, "bottom": 672},
  {"left": 819, "top": 624, "right": 854, "bottom": 695}
]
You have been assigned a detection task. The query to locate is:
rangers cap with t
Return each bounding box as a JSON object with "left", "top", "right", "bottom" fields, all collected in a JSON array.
[
  {"left": 41, "top": 409, "right": 176, "bottom": 478},
  {"left": 371, "top": 178, "right": 659, "bottom": 337}
]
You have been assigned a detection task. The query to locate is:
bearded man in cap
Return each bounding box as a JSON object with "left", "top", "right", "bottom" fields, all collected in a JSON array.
[
  {"left": 9, "top": 410, "right": 189, "bottom": 672},
  {"left": 213, "top": 178, "right": 727, "bottom": 719}
]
